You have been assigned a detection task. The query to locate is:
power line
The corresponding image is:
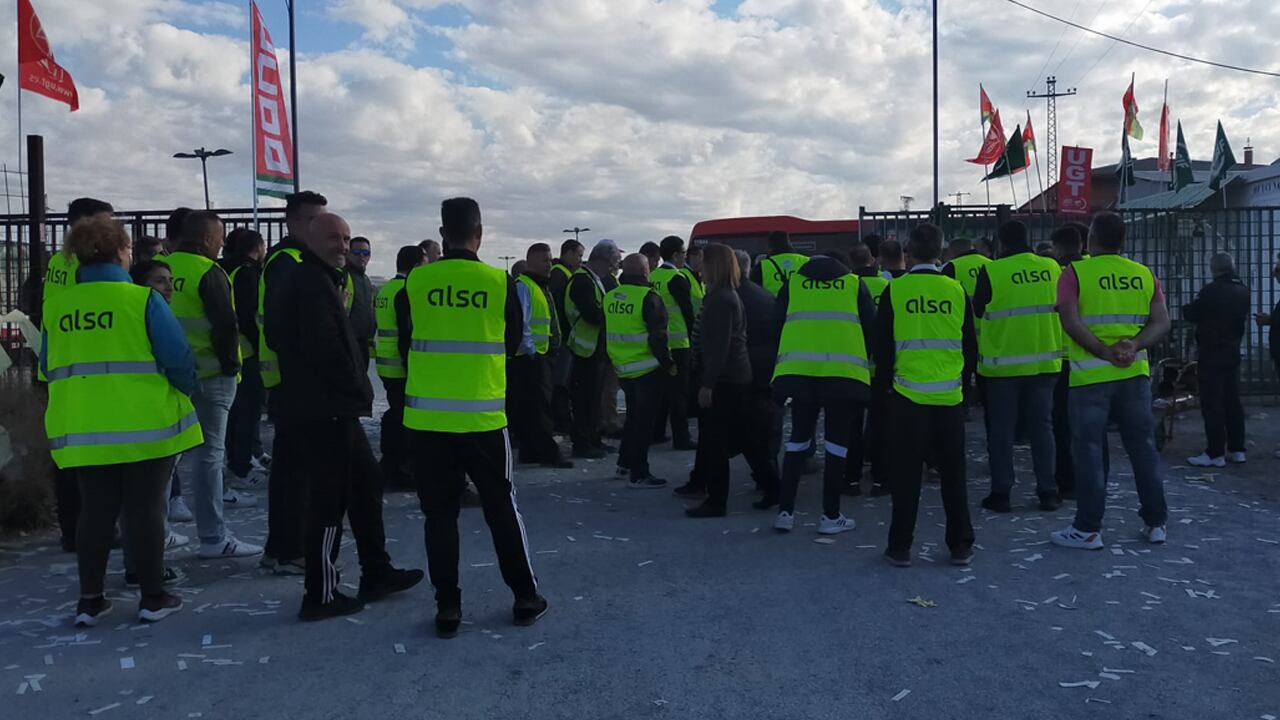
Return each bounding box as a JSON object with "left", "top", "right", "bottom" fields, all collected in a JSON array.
[
  {"left": 999, "top": 0, "right": 1280, "bottom": 78},
  {"left": 1076, "top": 0, "right": 1156, "bottom": 86},
  {"left": 1051, "top": 0, "right": 1107, "bottom": 75},
  {"left": 1029, "top": 0, "right": 1083, "bottom": 87}
]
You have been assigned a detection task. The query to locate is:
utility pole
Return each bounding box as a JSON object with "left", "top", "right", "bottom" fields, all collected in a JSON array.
[
  {"left": 1027, "top": 76, "right": 1076, "bottom": 208},
  {"left": 499, "top": 255, "right": 516, "bottom": 271},
  {"left": 173, "top": 148, "right": 234, "bottom": 209},
  {"left": 950, "top": 191, "right": 971, "bottom": 206},
  {"left": 562, "top": 227, "right": 591, "bottom": 242}
]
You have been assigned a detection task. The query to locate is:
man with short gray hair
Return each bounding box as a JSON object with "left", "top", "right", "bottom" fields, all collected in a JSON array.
[{"left": 1183, "top": 252, "right": 1251, "bottom": 467}]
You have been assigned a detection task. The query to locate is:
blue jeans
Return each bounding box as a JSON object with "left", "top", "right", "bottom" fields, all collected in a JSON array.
[
  {"left": 985, "top": 374, "right": 1056, "bottom": 497},
  {"left": 1068, "top": 376, "right": 1167, "bottom": 533},
  {"left": 189, "top": 375, "right": 237, "bottom": 545}
]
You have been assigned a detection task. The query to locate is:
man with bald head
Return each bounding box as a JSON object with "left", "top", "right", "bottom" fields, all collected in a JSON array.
[
  {"left": 267, "top": 211, "right": 424, "bottom": 622},
  {"left": 604, "top": 253, "right": 672, "bottom": 488}
]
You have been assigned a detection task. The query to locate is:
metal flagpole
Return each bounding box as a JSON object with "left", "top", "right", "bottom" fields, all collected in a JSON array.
[
  {"left": 250, "top": 0, "right": 259, "bottom": 228},
  {"left": 16, "top": 42, "right": 23, "bottom": 214},
  {"left": 980, "top": 86, "right": 992, "bottom": 208},
  {"left": 932, "top": 0, "right": 939, "bottom": 210},
  {"left": 1163, "top": 79, "right": 1172, "bottom": 188},
  {"left": 287, "top": 0, "right": 299, "bottom": 193}
]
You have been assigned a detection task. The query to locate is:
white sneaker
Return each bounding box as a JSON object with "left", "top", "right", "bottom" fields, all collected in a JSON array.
[
  {"left": 251, "top": 453, "right": 272, "bottom": 472},
  {"left": 1227, "top": 451, "right": 1247, "bottom": 464},
  {"left": 1187, "top": 453, "right": 1226, "bottom": 468},
  {"left": 817, "top": 514, "right": 856, "bottom": 535},
  {"left": 1141, "top": 525, "right": 1167, "bottom": 544},
  {"left": 165, "top": 531, "right": 190, "bottom": 550},
  {"left": 225, "top": 467, "right": 267, "bottom": 491},
  {"left": 1050, "top": 526, "right": 1104, "bottom": 550},
  {"left": 168, "top": 496, "right": 194, "bottom": 523},
  {"left": 198, "top": 537, "right": 264, "bottom": 559},
  {"left": 222, "top": 489, "right": 258, "bottom": 508},
  {"left": 773, "top": 511, "right": 795, "bottom": 533}
]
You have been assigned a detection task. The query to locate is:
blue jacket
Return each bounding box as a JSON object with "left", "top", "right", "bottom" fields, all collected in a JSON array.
[{"left": 40, "top": 263, "right": 198, "bottom": 396}]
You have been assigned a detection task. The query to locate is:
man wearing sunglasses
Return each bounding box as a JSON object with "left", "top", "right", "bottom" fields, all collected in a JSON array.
[{"left": 346, "top": 237, "right": 377, "bottom": 369}]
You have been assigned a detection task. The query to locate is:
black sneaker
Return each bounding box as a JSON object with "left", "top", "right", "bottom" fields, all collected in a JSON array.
[
  {"left": 298, "top": 591, "right": 365, "bottom": 622},
  {"left": 539, "top": 459, "right": 575, "bottom": 469},
  {"left": 357, "top": 567, "right": 425, "bottom": 602},
  {"left": 685, "top": 502, "right": 727, "bottom": 518},
  {"left": 572, "top": 446, "right": 607, "bottom": 460},
  {"left": 138, "top": 592, "right": 184, "bottom": 623},
  {"left": 869, "top": 484, "right": 891, "bottom": 497},
  {"left": 980, "top": 494, "right": 1012, "bottom": 513},
  {"left": 628, "top": 475, "right": 667, "bottom": 489},
  {"left": 950, "top": 547, "right": 975, "bottom": 566},
  {"left": 125, "top": 567, "right": 184, "bottom": 588},
  {"left": 672, "top": 440, "right": 698, "bottom": 451},
  {"left": 436, "top": 606, "right": 462, "bottom": 639},
  {"left": 842, "top": 482, "right": 863, "bottom": 497},
  {"left": 673, "top": 482, "right": 706, "bottom": 498},
  {"left": 513, "top": 594, "right": 549, "bottom": 627},
  {"left": 1038, "top": 494, "right": 1063, "bottom": 512},
  {"left": 751, "top": 494, "right": 779, "bottom": 511},
  {"left": 74, "top": 596, "right": 112, "bottom": 627},
  {"left": 884, "top": 548, "right": 913, "bottom": 567}
]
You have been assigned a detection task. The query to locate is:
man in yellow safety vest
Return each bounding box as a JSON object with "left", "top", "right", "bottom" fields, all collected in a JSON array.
[
  {"left": 373, "top": 244, "right": 426, "bottom": 488},
  {"left": 510, "top": 242, "right": 573, "bottom": 469}
]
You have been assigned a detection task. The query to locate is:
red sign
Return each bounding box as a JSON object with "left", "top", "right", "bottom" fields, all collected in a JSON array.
[
  {"left": 1058, "top": 146, "right": 1093, "bottom": 215},
  {"left": 251, "top": 1, "right": 294, "bottom": 199},
  {"left": 18, "top": 0, "right": 79, "bottom": 111}
]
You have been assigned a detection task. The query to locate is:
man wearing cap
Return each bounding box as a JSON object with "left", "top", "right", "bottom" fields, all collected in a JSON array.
[{"left": 565, "top": 239, "right": 622, "bottom": 459}]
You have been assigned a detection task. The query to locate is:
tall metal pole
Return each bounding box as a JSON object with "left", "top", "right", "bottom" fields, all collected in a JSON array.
[
  {"left": 287, "top": 0, "right": 300, "bottom": 193},
  {"left": 932, "top": 0, "right": 939, "bottom": 210},
  {"left": 1027, "top": 76, "right": 1076, "bottom": 209},
  {"left": 27, "top": 136, "right": 44, "bottom": 281},
  {"left": 201, "top": 156, "right": 212, "bottom": 210}
]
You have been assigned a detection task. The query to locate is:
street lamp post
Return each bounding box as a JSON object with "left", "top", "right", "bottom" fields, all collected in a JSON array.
[
  {"left": 173, "top": 147, "right": 233, "bottom": 210},
  {"left": 562, "top": 227, "right": 591, "bottom": 243}
]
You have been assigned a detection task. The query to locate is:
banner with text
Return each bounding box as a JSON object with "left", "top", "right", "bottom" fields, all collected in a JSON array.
[
  {"left": 251, "top": 1, "right": 294, "bottom": 199},
  {"left": 1057, "top": 146, "right": 1093, "bottom": 216}
]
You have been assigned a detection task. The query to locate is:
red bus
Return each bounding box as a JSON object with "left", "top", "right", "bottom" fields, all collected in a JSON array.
[{"left": 688, "top": 215, "right": 862, "bottom": 257}]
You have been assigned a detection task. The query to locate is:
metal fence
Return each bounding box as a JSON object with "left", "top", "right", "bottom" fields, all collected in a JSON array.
[{"left": 859, "top": 205, "right": 1280, "bottom": 400}]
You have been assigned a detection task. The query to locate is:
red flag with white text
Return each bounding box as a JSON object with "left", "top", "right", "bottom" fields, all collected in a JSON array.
[
  {"left": 1057, "top": 146, "right": 1093, "bottom": 215},
  {"left": 251, "top": 1, "right": 295, "bottom": 199},
  {"left": 17, "top": 0, "right": 79, "bottom": 111}
]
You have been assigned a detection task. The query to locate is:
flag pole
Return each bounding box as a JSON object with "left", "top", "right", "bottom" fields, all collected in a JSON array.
[
  {"left": 1163, "top": 79, "right": 1171, "bottom": 187},
  {"left": 287, "top": 0, "right": 299, "bottom": 193},
  {"left": 1001, "top": 129, "right": 1019, "bottom": 208},
  {"left": 980, "top": 85, "right": 991, "bottom": 208},
  {"left": 931, "top": 0, "right": 939, "bottom": 210},
  {"left": 250, "top": 0, "right": 259, "bottom": 229},
  {"left": 16, "top": 38, "right": 23, "bottom": 214}
]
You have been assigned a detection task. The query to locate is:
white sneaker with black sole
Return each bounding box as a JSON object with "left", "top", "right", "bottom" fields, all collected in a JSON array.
[
  {"left": 165, "top": 531, "right": 189, "bottom": 550},
  {"left": 773, "top": 511, "right": 795, "bottom": 533},
  {"left": 222, "top": 489, "right": 258, "bottom": 508},
  {"left": 1141, "top": 525, "right": 1167, "bottom": 544},
  {"left": 198, "top": 536, "right": 263, "bottom": 559},
  {"left": 817, "top": 514, "right": 856, "bottom": 535},
  {"left": 1050, "top": 526, "right": 1104, "bottom": 550}
]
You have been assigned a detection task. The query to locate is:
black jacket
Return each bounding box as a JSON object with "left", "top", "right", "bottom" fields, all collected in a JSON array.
[
  {"left": 737, "top": 278, "right": 779, "bottom": 389},
  {"left": 1183, "top": 272, "right": 1250, "bottom": 364},
  {"left": 176, "top": 241, "right": 241, "bottom": 377},
  {"left": 874, "top": 266, "right": 977, "bottom": 386},
  {"left": 266, "top": 247, "right": 373, "bottom": 420},
  {"left": 228, "top": 260, "right": 262, "bottom": 355},
  {"left": 566, "top": 265, "right": 617, "bottom": 358},
  {"left": 261, "top": 236, "right": 307, "bottom": 355},
  {"left": 615, "top": 274, "right": 673, "bottom": 370},
  {"left": 548, "top": 262, "right": 575, "bottom": 337},
  {"left": 772, "top": 255, "right": 877, "bottom": 401},
  {"left": 700, "top": 286, "right": 751, "bottom": 387},
  {"left": 346, "top": 265, "right": 376, "bottom": 346}
]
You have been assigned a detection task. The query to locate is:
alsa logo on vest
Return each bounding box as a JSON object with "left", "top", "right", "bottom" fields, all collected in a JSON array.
[
  {"left": 173, "top": 277, "right": 187, "bottom": 292},
  {"left": 373, "top": 296, "right": 389, "bottom": 310},
  {"left": 1010, "top": 269, "right": 1052, "bottom": 284},
  {"left": 801, "top": 277, "right": 846, "bottom": 290},
  {"left": 46, "top": 267, "right": 70, "bottom": 286},
  {"left": 59, "top": 309, "right": 114, "bottom": 332},
  {"left": 426, "top": 286, "right": 489, "bottom": 309},
  {"left": 904, "top": 297, "right": 954, "bottom": 314},
  {"left": 1098, "top": 274, "right": 1145, "bottom": 291},
  {"left": 608, "top": 292, "right": 635, "bottom": 314}
]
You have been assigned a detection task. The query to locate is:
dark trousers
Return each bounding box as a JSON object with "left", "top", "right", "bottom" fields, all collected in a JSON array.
[
  {"left": 1199, "top": 358, "right": 1246, "bottom": 458},
  {"left": 984, "top": 374, "right": 1056, "bottom": 497},
  {"left": 619, "top": 371, "right": 663, "bottom": 478},
  {"left": 570, "top": 353, "right": 606, "bottom": 450},
  {"left": 299, "top": 417, "right": 391, "bottom": 602},
  {"left": 846, "top": 391, "right": 886, "bottom": 488},
  {"left": 653, "top": 348, "right": 692, "bottom": 444},
  {"left": 700, "top": 383, "right": 779, "bottom": 509},
  {"left": 76, "top": 456, "right": 176, "bottom": 597},
  {"left": 380, "top": 378, "right": 411, "bottom": 485},
  {"left": 886, "top": 392, "right": 974, "bottom": 554},
  {"left": 1053, "top": 368, "right": 1111, "bottom": 496},
  {"left": 551, "top": 350, "right": 573, "bottom": 432},
  {"left": 54, "top": 468, "right": 80, "bottom": 548},
  {"left": 508, "top": 354, "right": 564, "bottom": 464},
  {"left": 779, "top": 385, "right": 853, "bottom": 518},
  {"left": 411, "top": 428, "right": 537, "bottom": 604},
  {"left": 225, "top": 356, "right": 264, "bottom": 476},
  {"left": 265, "top": 419, "right": 305, "bottom": 563}
]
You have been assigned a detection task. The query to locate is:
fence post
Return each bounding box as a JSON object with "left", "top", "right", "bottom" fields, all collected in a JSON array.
[{"left": 25, "top": 135, "right": 44, "bottom": 282}]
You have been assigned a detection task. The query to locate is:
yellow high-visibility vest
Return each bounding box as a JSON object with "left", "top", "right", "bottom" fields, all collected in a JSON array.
[
  {"left": 1066, "top": 254, "right": 1155, "bottom": 387},
  {"left": 890, "top": 273, "right": 967, "bottom": 406}
]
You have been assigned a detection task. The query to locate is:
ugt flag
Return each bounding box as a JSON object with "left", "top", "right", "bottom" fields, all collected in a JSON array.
[{"left": 252, "top": 1, "right": 295, "bottom": 199}]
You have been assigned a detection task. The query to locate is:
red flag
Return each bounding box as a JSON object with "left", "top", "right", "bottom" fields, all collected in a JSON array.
[
  {"left": 1023, "top": 112, "right": 1037, "bottom": 157},
  {"left": 1122, "top": 77, "right": 1143, "bottom": 140},
  {"left": 251, "top": 1, "right": 295, "bottom": 199},
  {"left": 17, "top": 0, "right": 79, "bottom": 111},
  {"left": 1157, "top": 101, "right": 1171, "bottom": 172},
  {"left": 1058, "top": 146, "right": 1094, "bottom": 215},
  {"left": 980, "top": 84, "right": 995, "bottom": 124},
  {"left": 967, "top": 109, "right": 1006, "bottom": 165}
]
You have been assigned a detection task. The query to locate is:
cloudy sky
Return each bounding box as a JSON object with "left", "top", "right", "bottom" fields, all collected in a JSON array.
[{"left": 2, "top": 0, "right": 1277, "bottom": 272}]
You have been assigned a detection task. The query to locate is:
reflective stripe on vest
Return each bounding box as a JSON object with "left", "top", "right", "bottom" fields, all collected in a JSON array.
[
  {"left": 166, "top": 251, "right": 239, "bottom": 380},
  {"left": 1066, "top": 255, "right": 1155, "bottom": 388},
  {"left": 761, "top": 253, "right": 809, "bottom": 297},
  {"left": 517, "top": 274, "right": 552, "bottom": 355},
  {"left": 403, "top": 259, "right": 509, "bottom": 432},
  {"left": 258, "top": 247, "right": 302, "bottom": 388},
  {"left": 889, "top": 273, "right": 966, "bottom": 406},
  {"left": 649, "top": 267, "right": 691, "bottom": 350},
  {"left": 977, "top": 252, "right": 1064, "bottom": 378},
  {"left": 43, "top": 280, "right": 203, "bottom": 468},
  {"left": 564, "top": 267, "right": 605, "bottom": 357},
  {"left": 374, "top": 276, "right": 407, "bottom": 379},
  {"left": 603, "top": 284, "right": 660, "bottom": 379},
  {"left": 772, "top": 271, "right": 869, "bottom": 384}
]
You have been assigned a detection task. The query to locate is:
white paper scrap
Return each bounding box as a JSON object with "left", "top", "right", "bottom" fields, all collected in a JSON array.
[
  {"left": 88, "top": 703, "right": 122, "bottom": 715},
  {"left": 1059, "top": 681, "right": 1101, "bottom": 689},
  {"left": 891, "top": 689, "right": 911, "bottom": 702},
  {"left": 119, "top": 657, "right": 135, "bottom": 669},
  {"left": 394, "top": 644, "right": 406, "bottom": 655}
]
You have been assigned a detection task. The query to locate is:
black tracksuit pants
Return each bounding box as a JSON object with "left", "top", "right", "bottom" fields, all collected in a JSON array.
[
  {"left": 570, "top": 353, "right": 607, "bottom": 451},
  {"left": 299, "top": 417, "right": 391, "bottom": 603},
  {"left": 886, "top": 392, "right": 974, "bottom": 554},
  {"left": 508, "top": 354, "right": 564, "bottom": 464},
  {"left": 779, "top": 385, "right": 853, "bottom": 518},
  {"left": 265, "top": 419, "right": 305, "bottom": 563},
  {"left": 411, "top": 427, "right": 537, "bottom": 605},
  {"left": 1198, "top": 358, "right": 1246, "bottom": 458},
  {"left": 700, "top": 383, "right": 779, "bottom": 509},
  {"left": 379, "top": 377, "right": 411, "bottom": 486}
]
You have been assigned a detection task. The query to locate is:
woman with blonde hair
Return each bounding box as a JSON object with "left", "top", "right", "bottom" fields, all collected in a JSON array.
[{"left": 42, "top": 217, "right": 202, "bottom": 626}]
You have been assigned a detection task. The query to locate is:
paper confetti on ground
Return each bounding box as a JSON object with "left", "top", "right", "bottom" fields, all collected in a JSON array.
[
  {"left": 1059, "top": 681, "right": 1101, "bottom": 689},
  {"left": 891, "top": 689, "right": 911, "bottom": 702},
  {"left": 907, "top": 596, "right": 936, "bottom": 608}
]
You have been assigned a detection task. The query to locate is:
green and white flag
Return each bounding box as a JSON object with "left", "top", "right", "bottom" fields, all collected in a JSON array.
[
  {"left": 1116, "top": 131, "right": 1136, "bottom": 187},
  {"left": 1208, "top": 120, "right": 1236, "bottom": 192},
  {"left": 1172, "top": 121, "right": 1195, "bottom": 191}
]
